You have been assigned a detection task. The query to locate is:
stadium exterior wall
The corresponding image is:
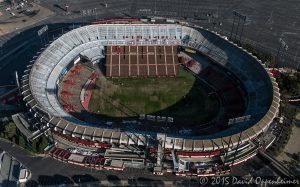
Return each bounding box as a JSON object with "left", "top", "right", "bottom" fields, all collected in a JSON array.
[{"left": 21, "top": 23, "right": 280, "bottom": 155}]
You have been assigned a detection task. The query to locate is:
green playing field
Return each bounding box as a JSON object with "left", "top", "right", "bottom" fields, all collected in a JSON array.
[{"left": 88, "top": 68, "right": 219, "bottom": 124}]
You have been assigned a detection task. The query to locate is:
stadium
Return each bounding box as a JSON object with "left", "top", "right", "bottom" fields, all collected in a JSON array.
[{"left": 20, "top": 19, "right": 280, "bottom": 176}]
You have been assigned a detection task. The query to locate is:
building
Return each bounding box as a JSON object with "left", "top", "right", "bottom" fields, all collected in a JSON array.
[{"left": 20, "top": 20, "right": 280, "bottom": 176}]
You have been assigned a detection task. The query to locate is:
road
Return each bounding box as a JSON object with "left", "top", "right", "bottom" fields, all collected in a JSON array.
[
  {"left": 0, "top": 0, "right": 299, "bottom": 185},
  {"left": 1, "top": 138, "right": 289, "bottom": 186},
  {"left": 37, "top": 0, "right": 300, "bottom": 69},
  {"left": 0, "top": 139, "right": 190, "bottom": 186},
  {"left": 1, "top": 0, "right": 300, "bottom": 86},
  {"left": 277, "top": 121, "right": 300, "bottom": 165},
  {"left": 0, "top": 23, "right": 72, "bottom": 85},
  {"left": 258, "top": 151, "right": 295, "bottom": 179}
]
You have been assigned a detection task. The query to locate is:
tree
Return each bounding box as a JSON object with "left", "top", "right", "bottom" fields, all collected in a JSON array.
[
  {"left": 294, "top": 152, "right": 300, "bottom": 162},
  {"left": 38, "top": 136, "right": 49, "bottom": 153},
  {"left": 31, "top": 140, "right": 38, "bottom": 153},
  {"left": 2, "top": 122, "right": 16, "bottom": 140},
  {"left": 277, "top": 74, "right": 300, "bottom": 96},
  {"left": 19, "top": 136, "right": 26, "bottom": 148}
]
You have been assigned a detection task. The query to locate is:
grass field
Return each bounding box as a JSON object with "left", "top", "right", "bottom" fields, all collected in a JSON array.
[{"left": 88, "top": 68, "right": 219, "bottom": 125}]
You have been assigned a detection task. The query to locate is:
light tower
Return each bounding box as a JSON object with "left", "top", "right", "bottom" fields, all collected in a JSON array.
[
  {"left": 230, "top": 11, "right": 247, "bottom": 44},
  {"left": 276, "top": 38, "right": 288, "bottom": 68}
]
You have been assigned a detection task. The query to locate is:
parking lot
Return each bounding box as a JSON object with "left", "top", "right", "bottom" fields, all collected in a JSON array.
[
  {"left": 0, "top": 149, "right": 30, "bottom": 186},
  {"left": 0, "top": 1, "right": 53, "bottom": 36},
  {"left": 1, "top": 0, "right": 300, "bottom": 71},
  {"left": 0, "top": 140, "right": 187, "bottom": 186},
  {"left": 277, "top": 119, "right": 300, "bottom": 164},
  {"left": 37, "top": 0, "right": 300, "bottom": 69}
]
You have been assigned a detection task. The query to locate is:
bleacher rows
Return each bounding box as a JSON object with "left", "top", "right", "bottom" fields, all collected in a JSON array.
[
  {"left": 80, "top": 46, "right": 105, "bottom": 63},
  {"left": 47, "top": 116, "right": 264, "bottom": 152},
  {"left": 47, "top": 147, "right": 105, "bottom": 168},
  {"left": 22, "top": 71, "right": 269, "bottom": 152},
  {"left": 58, "top": 63, "right": 94, "bottom": 115},
  {"left": 19, "top": 97, "right": 276, "bottom": 153},
  {"left": 185, "top": 29, "right": 274, "bottom": 113},
  {"left": 23, "top": 24, "right": 280, "bottom": 151},
  {"left": 181, "top": 26, "right": 280, "bottom": 137},
  {"left": 30, "top": 24, "right": 278, "bottom": 116},
  {"left": 29, "top": 25, "right": 187, "bottom": 118}
]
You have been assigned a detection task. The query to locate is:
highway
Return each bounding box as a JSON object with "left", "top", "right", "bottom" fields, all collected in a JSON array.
[
  {"left": 258, "top": 150, "right": 296, "bottom": 179},
  {"left": 0, "top": 23, "right": 75, "bottom": 85},
  {"left": 0, "top": 139, "right": 194, "bottom": 186}
]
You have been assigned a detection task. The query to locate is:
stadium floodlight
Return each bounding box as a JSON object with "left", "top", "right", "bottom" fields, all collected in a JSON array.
[
  {"left": 94, "top": 8, "right": 97, "bottom": 20},
  {"left": 276, "top": 38, "right": 288, "bottom": 67},
  {"left": 233, "top": 11, "right": 246, "bottom": 21},
  {"left": 230, "top": 11, "right": 247, "bottom": 44},
  {"left": 278, "top": 38, "right": 288, "bottom": 51}
]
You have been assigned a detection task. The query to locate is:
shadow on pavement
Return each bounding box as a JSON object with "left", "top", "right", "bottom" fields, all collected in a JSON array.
[
  {"left": 38, "top": 174, "right": 73, "bottom": 186},
  {"left": 1, "top": 179, "right": 17, "bottom": 187},
  {"left": 128, "top": 177, "right": 165, "bottom": 187},
  {"left": 72, "top": 174, "right": 99, "bottom": 184},
  {"left": 107, "top": 175, "right": 121, "bottom": 185},
  {"left": 24, "top": 180, "right": 39, "bottom": 187}
]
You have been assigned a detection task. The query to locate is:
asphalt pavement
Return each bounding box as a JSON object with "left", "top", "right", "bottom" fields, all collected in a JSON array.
[
  {"left": 1, "top": 0, "right": 300, "bottom": 87},
  {"left": 0, "top": 138, "right": 285, "bottom": 186},
  {"left": 0, "top": 0, "right": 299, "bottom": 185},
  {"left": 0, "top": 139, "right": 189, "bottom": 186},
  {"left": 37, "top": 0, "right": 300, "bottom": 69}
]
